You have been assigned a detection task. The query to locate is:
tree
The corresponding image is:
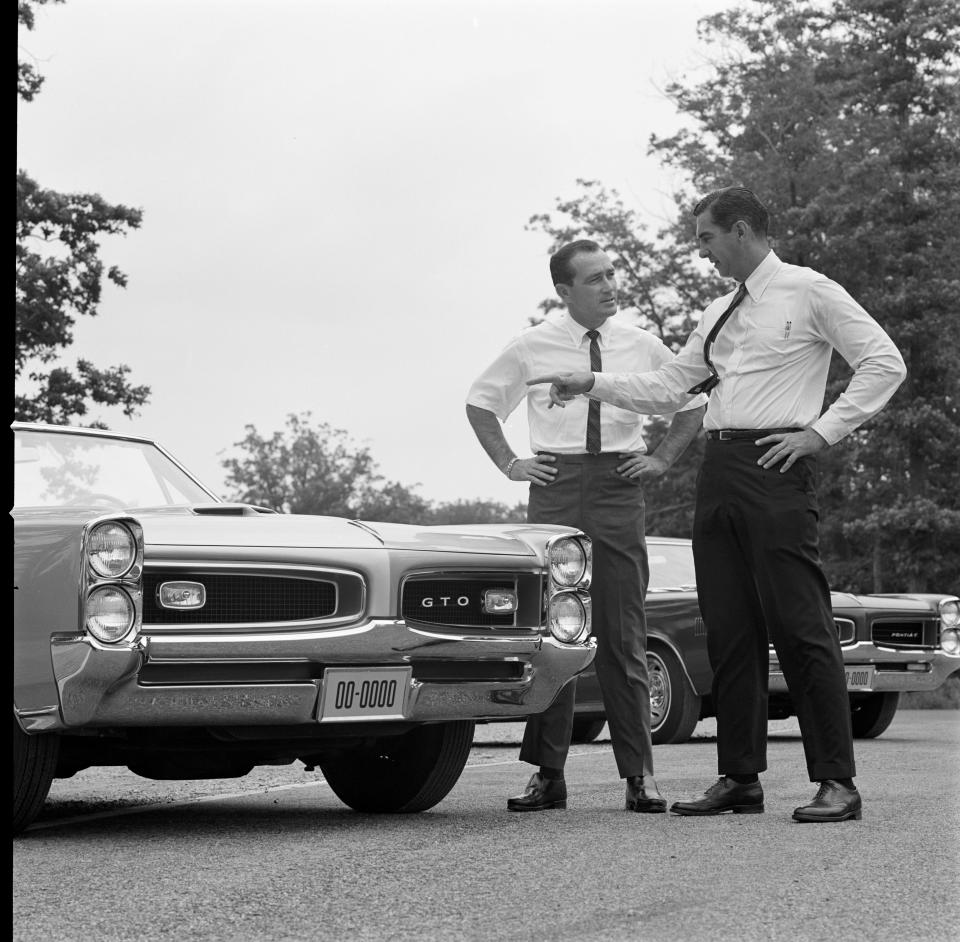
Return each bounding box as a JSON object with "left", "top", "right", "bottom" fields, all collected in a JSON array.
[
  {"left": 16, "top": 0, "right": 149, "bottom": 426},
  {"left": 428, "top": 498, "right": 528, "bottom": 525},
  {"left": 223, "top": 413, "right": 530, "bottom": 525},
  {"left": 222, "top": 413, "right": 401, "bottom": 516},
  {"left": 653, "top": 0, "right": 960, "bottom": 594},
  {"left": 532, "top": 0, "right": 960, "bottom": 592}
]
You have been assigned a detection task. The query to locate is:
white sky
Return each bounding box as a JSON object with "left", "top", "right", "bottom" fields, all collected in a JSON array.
[{"left": 17, "top": 0, "right": 730, "bottom": 507}]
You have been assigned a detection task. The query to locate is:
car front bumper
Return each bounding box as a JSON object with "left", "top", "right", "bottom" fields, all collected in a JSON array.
[
  {"left": 18, "top": 619, "right": 596, "bottom": 732},
  {"left": 769, "top": 641, "right": 959, "bottom": 694}
]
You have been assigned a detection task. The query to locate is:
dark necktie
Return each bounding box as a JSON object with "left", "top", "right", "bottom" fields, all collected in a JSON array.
[
  {"left": 586, "top": 329, "right": 602, "bottom": 454},
  {"left": 687, "top": 283, "right": 748, "bottom": 395}
]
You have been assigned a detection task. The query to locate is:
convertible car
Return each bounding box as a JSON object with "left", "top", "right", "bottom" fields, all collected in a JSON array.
[
  {"left": 570, "top": 536, "right": 960, "bottom": 744},
  {"left": 13, "top": 422, "right": 595, "bottom": 833}
]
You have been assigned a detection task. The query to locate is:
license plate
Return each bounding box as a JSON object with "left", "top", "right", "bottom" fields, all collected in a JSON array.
[
  {"left": 844, "top": 665, "right": 876, "bottom": 691},
  {"left": 318, "top": 667, "right": 411, "bottom": 722}
]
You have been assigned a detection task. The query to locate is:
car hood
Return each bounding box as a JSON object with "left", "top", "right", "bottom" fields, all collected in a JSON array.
[
  {"left": 135, "top": 507, "right": 570, "bottom": 557},
  {"left": 830, "top": 591, "right": 934, "bottom": 614}
]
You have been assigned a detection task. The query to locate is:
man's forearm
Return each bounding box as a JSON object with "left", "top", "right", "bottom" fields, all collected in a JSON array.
[
  {"left": 650, "top": 406, "right": 706, "bottom": 467},
  {"left": 466, "top": 404, "right": 514, "bottom": 473}
]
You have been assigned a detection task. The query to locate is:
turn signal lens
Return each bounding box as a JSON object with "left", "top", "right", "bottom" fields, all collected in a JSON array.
[
  {"left": 549, "top": 538, "right": 587, "bottom": 587},
  {"left": 85, "top": 586, "right": 135, "bottom": 643},
  {"left": 87, "top": 522, "right": 136, "bottom": 578},
  {"left": 548, "top": 591, "right": 589, "bottom": 643},
  {"left": 483, "top": 588, "right": 518, "bottom": 614}
]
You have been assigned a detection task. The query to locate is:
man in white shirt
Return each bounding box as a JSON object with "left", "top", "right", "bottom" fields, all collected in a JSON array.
[
  {"left": 528, "top": 188, "right": 907, "bottom": 823},
  {"left": 466, "top": 239, "right": 706, "bottom": 813}
]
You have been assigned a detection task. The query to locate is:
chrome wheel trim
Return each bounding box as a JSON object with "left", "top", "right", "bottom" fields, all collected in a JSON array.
[{"left": 649, "top": 653, "right": 671, "bottom": 730}]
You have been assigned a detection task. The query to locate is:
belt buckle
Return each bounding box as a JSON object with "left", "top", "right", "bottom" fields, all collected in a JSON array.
[{"left": 718, "top": 430, "right": 734, "bottom": 441}]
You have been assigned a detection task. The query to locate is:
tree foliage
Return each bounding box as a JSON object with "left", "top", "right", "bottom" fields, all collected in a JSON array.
[
  {"left": 223, "top": 413, "right": 527, "bottom": 525},
  {"left": 16, "top": 0, "right": 149, "bottom": 427},
  {"left": 527, "top": 179, "right": 723, "bottom": 346},
  {"left": 532, "top": 0, "right": 960, "bottom": 593}
]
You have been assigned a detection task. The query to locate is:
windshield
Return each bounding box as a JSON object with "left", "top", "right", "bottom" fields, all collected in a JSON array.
[
  {"left": 13, "top": 429, "right": 217, "bottom": 510},
  {"left": 647, "top": 542, "right": 698, "bottom": 592}
]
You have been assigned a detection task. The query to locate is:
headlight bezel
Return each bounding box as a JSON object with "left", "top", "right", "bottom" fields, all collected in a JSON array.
[
  {"left": 939, "top": 598, "right": 960, "bottom": 655},
  {"left": 544, "top": 533, "right": 592, "bottom": 644},
  {"left": 79, "top": 516, "right": 144, "bottom": 646}
]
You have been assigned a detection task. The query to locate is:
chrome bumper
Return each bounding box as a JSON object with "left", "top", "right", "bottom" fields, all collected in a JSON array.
[
  {"left": 24, "top": 619, "right": 595, "bottom": 732},
  {"left": 769, "top": 642, "right": 959, "bottom": 694}
]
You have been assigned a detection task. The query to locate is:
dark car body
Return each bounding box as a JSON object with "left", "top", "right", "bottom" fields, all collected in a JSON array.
[
  {"left": 570, "top": 537, "right": 960, "bottom": 744},
  {"left": 13, "top": 423, "right": 596, "bottom": 832}
]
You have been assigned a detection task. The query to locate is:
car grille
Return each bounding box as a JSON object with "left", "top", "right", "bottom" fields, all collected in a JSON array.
[
  {"left": 401, "top": 573, "right": 542, "bottom": 629},
  {"left": 870, "top": 618, "right": 938, "bottom": 649},
  {"left": 142, "top": 567, "right": 363, "bottom": 626}
]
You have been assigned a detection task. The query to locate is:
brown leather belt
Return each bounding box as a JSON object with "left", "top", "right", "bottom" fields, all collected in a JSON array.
[{"left": 705, "top": 427, "right": 802, "bottom": 441}]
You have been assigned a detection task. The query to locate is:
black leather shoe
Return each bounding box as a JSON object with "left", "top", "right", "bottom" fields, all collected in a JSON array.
[
  {"left": 670, "top": 776, "right": 764, "bottom": 816},
  {"left": 625, "top": 775, "right": 667, "bottom": 813},
  {"left": 792, "top": 780, "right": 862, "bottom": 822},
  {"left": 506, "top": 773, "right": 567, "bottom": 812}
]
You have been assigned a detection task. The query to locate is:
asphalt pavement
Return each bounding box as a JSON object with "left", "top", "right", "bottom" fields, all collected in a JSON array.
[{"left": 13, "top": 710, "right": 960, "bottom": 942}]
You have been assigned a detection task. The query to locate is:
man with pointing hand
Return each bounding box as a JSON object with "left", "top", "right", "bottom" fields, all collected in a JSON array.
[
  {"left": 466, "top": 239, "right": 706, "bottom": 814},
  {"left": 529, "top": 188, "right": 906, "bottom": 823}
]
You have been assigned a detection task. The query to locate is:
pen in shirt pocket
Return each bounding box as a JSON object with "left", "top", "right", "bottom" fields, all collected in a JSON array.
[{"left": 784, "top": 320, "right": 792, "bottom": 339}]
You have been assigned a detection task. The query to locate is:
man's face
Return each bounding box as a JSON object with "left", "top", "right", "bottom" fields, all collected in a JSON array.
[
  {"left": 557, "top": 250, "right": 618, "bottom": 326},
  {"left": 696, "top": 210, "right": 744, "bottom": 280}
]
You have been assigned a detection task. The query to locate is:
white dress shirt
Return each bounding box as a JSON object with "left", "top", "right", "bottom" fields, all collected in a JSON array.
[
  {"left": 467, "top": 311, "right": 706, "bottom": 454},
  {"left": 591, "top": 252, "right": 907, "bottom": 445}
]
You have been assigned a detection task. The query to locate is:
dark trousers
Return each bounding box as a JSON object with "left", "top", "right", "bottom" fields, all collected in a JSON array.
[
  {"left": 693, "top": 440, "right": 855, "bottom": 782},
  {"left": 520, "top": 453, "right": 654, "bottom": 779}
]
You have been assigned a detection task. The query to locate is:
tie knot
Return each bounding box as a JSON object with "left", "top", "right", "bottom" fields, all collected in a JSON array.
[{"left": 586, "top": 329, "right": 600, "bottom": 341}]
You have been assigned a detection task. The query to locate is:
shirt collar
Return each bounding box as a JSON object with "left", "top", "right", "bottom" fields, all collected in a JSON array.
[
  {"left": 743, "top": 250, "right": 781, "bottom": 302},
  {"left": 557, "top": 310, "right": 613, "bottom": 346}
]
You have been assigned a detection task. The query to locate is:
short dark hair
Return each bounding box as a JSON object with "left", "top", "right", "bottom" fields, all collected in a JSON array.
[
  {"left": 550, "top": 239, "right": 603, "bottom": 286},
  {"left": 693, "top": 186, "right": 769, "bottom": 236}
]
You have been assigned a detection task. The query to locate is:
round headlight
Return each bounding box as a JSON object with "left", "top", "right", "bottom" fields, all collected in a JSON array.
[
  {"left": 87, "top": 522, "right": 136, "bottom": 578},
  {"left": 940, "top": 628, "right": 960, "bottom": 657},
  {"left": 85, "top": 586, "right": 135, "bottom": 643},
  {"left": 939, "top": 598, "right": 960, "bottom": 629},
  {"left": 549, "top": 591, "right": 588, "bottom": 644},
  {"left": 549, "top": 538, "right": 587, "bottom": 587}
]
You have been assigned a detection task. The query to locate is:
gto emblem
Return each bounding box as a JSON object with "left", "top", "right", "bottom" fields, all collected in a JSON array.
[
  {"left": 421, "top": 596, "right": 470, "bottom": 608},
  {"left": 158, "top": 581, "right": 206, "bottom": 610}
]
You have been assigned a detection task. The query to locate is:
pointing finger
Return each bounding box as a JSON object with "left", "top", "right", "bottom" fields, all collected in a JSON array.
[{"left": 527, "top": 374, "right": 564, "bottom": 387}]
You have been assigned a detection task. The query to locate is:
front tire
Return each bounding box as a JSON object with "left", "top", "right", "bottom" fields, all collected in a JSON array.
[
  {"left": 13, "top": 715, "right": 59, "bottom": 834},
  {"left": 649, "top": 647, "right": 701, "bottom": 745},
  {"left": 850, "top": 692, "right": 900, "bottom": 738},
  {"left": 319, "top": 721, "right": 474, "bottom": 813}
]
